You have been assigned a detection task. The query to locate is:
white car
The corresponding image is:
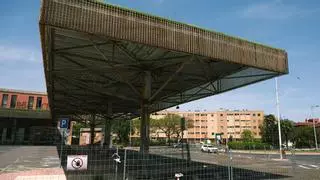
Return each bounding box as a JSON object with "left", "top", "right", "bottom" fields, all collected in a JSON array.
[{"left": 201, "top": 144, "right": 218, "bottom": 153}]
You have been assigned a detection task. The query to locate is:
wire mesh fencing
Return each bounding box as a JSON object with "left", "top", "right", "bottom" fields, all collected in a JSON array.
[{"left": 1, "top": 142, "right": 320, "bottom": 180}]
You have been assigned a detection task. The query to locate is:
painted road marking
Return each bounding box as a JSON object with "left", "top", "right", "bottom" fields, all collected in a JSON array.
[
  {"left": 298, "top": 165, "right": 311, "bottom": 169},
  {"left": 308, "top": 164, "right": 319, "bottom": 168}
]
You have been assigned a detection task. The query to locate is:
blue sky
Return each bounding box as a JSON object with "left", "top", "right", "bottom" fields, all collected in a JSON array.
[{"left": 0, "top": 0, "right": 319, "bottom": 121}]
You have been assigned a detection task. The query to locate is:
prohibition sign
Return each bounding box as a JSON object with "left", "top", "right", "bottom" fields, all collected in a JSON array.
[{"left": 71, "top": 158, "right": 83, "bottom": 169}]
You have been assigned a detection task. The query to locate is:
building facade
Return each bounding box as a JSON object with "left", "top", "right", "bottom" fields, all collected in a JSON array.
[
  {"left": 151, "top": 110, "right": 264, "bottom": 143},
  {"left": 295, "top": 118, "right": 320, "bottom": 128},
  {"left": 0, "top": 88, "right": 52, "bottom": 144}
]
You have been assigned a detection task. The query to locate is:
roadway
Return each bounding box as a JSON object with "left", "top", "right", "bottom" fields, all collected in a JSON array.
[{"left": 0, "top": 145, "right": 319, "bottom": 180}]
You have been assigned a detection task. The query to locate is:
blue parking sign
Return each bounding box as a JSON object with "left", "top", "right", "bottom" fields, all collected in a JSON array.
[{"left": 60, "top": 118, "right": 69, "bottom": 129}]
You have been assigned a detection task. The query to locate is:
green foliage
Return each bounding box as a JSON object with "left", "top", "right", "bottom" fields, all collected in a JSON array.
[
  {"left": 281, "top": 119, "right": 294, "bottom": 147},
  {"left": 228, "top": 141, "right": 269, "bottom": 150},
  {"left": 260, "top": 114, "right": 278, "bottom": 146},
  {"left": 293, "top": 126, "right": 314, "bottom": 148},
  {"left": 241, "top": 130, "right": 254, "bottom": 142},
  {"left": 72, "top": 122, "right": 86, "bottom": 137},
  {"left": 112, "top": 119, "right": 131, "bottom": 144},
  {"left": 154, "top": 114, "right": 191, "bottom": 144}
]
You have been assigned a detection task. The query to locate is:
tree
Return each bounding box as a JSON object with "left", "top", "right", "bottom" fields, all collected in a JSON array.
[
  {"left": 260, "top": 114, "right": 278, "bottom": 146},
  {"left": 241, "top": 130, "right": 254, "bottom": 142},
  {"left": 154, "top": 114, "right": 184, "bottom": 144},
  {"left": 131, "top": 117, "right": 157, "bottom": 137},
  {"left": 281, "top": 119, "right": 294, "bottom": 147},
  {"left": 293, "top": 126, "right": 314, "bottom": 148},
  {"left": 72, "top": 122, "right": 86, "bottom": 138},
  {"left": 112, "top": 119, "right": 131, "bottom": 144}
]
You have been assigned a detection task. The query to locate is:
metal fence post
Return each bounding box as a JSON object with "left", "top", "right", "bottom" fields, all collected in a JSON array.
[
  {"left": 228, "top": 149, "right": 233, "bottom": 180},
  {"left": 59, "top": 129, "right": 65, "bottom": 168},
  {"left": 116, "top": 147, "right": 118, "bottom": 180},
  {"left": 123, "top": 149, "right": 127, "bottom": 180}
]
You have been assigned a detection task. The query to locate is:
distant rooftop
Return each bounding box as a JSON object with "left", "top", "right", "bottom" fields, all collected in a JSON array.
[{"left": 0, "top": 88, "right": 47, "bottom": 96}]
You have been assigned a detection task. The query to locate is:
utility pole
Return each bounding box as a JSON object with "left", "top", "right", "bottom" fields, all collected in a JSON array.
[
  {"left": 275, "top": 78, "right": 283, "bottom": 159},
  {"left": 311, "top": 105, "right": 319, "bottom": 150}
]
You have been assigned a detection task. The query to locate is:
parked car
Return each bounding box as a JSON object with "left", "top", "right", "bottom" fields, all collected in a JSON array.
[{"left": 201, "top": 144, "right": 218, "bottom": 153}]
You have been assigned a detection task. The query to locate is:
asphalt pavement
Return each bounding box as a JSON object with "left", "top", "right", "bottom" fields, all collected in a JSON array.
[
  {"left": 1, "top": 145, "right": 319, "bottom": 180},
  {"left": 0, "top": 146, "right": 60, "bottom": 174}
]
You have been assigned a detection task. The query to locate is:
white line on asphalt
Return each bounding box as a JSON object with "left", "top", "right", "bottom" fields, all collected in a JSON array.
[
  {"left": 0, "top": 157, "right": 20, "bottom": 172},
  {"left": 298, "top": 165, "right": 312, "bottom": 169},
  {"left": 308, "top": 164, "right": 318, "bottom": 168}
]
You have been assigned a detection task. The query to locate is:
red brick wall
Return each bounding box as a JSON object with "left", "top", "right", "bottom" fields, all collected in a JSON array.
[{"left": 0, "top": 89, "right": 49, "bottom": 110}]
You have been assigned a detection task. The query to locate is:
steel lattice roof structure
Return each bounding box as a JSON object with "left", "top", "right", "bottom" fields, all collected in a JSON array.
[{"left": 39, "top": 0, "right": 288, "bottom": 118}]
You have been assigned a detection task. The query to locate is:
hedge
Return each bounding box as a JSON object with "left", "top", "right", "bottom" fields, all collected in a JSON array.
[{"left": 227, "top": 141, "right": 270, "bottom": 150}]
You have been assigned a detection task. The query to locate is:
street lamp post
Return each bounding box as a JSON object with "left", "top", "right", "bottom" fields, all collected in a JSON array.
[
  {"left": 311, "top": 105, "right": 319, "bottom": 150},
  {"left": 275, "top": 77, "right": 283, "bottom": 159}
]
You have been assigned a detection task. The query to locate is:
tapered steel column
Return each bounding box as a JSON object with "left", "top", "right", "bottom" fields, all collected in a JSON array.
[{"left": 140, "top": 71, "right": 151, "bottom": 153}]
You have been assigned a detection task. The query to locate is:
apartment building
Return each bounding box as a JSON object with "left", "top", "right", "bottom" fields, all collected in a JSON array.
[{"left": 151, "top": 110, "right": 264, "bottom": 143}]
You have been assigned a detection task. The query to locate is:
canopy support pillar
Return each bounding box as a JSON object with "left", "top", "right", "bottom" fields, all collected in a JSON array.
[
  {"left": 140, "top": 71, "right": 151, "bottom": 153},
  {"left": 104, "top": 102, "right": 113, "bottom": 148}
]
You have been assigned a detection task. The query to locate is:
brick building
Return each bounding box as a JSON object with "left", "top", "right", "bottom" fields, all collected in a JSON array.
[
  {"left": 151, "top": 110, "right": 264, "bottom": 143},
  {"left": 295, "top": 118, "right": 320, "bottom": 128},
  {"left": 0, "top": 88, "right": 52, "bottom": 144}
]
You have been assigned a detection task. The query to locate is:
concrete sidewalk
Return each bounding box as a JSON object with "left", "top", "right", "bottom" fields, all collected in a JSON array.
[{"left": 232, "top": 150, "right": 320, "bottom": 155}]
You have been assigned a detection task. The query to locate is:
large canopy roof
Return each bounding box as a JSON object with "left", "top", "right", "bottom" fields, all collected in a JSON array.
[{"left": 39, "top": 0, "right": 288, "bottom": 118}]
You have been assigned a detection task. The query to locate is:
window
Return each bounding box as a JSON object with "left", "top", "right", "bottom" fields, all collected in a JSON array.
[
  {"left": 195, "top": 132, "right": 200, "bottom": 134},
  {"left": 201, "top": 114, "right": 206, "bottom": 116},
  {"left": 235, "top": 126, "right": 240, "bottom": 128},
  {"left": 28, "top": 96, "right": 34, "bottom": 109},
  {"left": 235, "top": 119, "right": 240, "bottom": 122},
  {"left": 235, "top": 113, "right": 239, "bottom": 115},
  {"left": 220, "top": 126, "right": 224, "bottom": 129},
  {"left": 36, "top": 97, "right": 42, "bottom": 109},
  {"left": 253, "top": 126, "right": 257, "bottom": 129},
  {"left": 211, "top": 114, "right": 214, "bottom": 117},
  {"left": 10, "top": 95, "right": 17, "bottom": 108},
  {"left": 253, "top": 120, "right": 256, "bottom": 123},
  {"left": 220, "top": 114, "right": 223, "bottom": 116},
  {"left": 1, "top": 94, "right": 9, "bottom": 108},
  {"left": 253, "top": 114, "right": 256, "bottom": 116},
  {"left": 258, "top": 113, "right": 261, "bottom": 116}
]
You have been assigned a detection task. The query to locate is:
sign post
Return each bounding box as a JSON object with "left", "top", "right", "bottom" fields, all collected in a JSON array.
[{"left": 59, "top": 118, "right": 69, "bottom": 168}]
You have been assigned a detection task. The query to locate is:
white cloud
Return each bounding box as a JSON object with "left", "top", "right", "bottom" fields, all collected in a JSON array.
[
  {"left": 0, "top": 45, "right": 42, "bottom": 63},
  {"left": 240, "top": 0, "right": 318, "bottom": 20}
]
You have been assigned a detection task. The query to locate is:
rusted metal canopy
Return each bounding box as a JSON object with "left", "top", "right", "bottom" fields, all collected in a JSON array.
[{"left": 39, "top": 0, "right": 288, "bottom": 117}]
